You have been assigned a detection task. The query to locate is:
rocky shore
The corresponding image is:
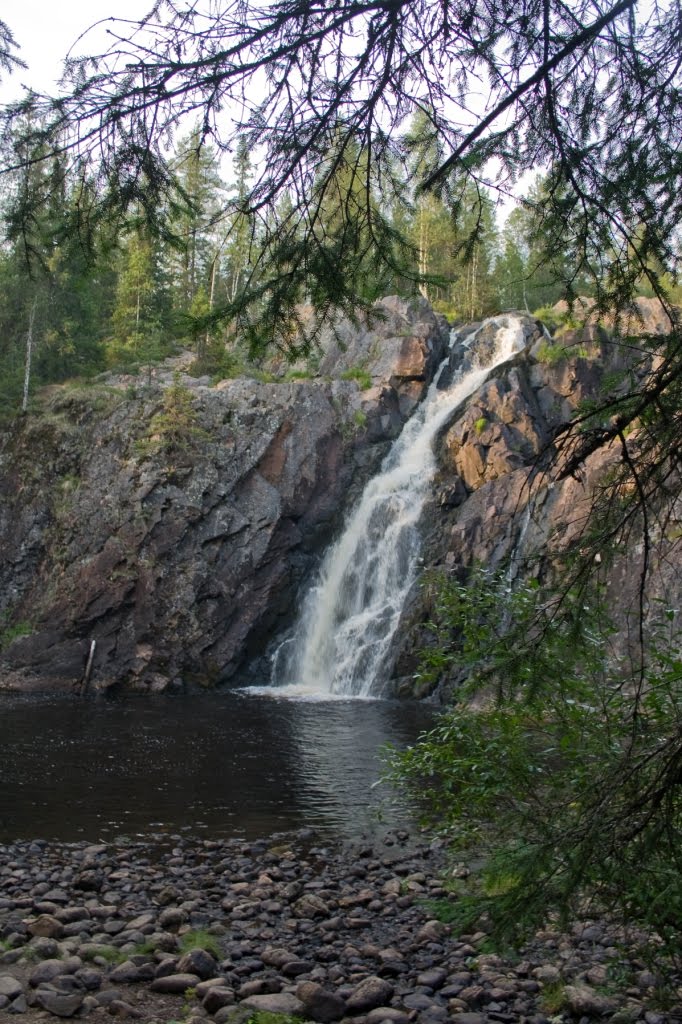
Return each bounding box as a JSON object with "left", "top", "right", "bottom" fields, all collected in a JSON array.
[{"left": 0, "top": 831, "right": 679, "bottom": 1024}]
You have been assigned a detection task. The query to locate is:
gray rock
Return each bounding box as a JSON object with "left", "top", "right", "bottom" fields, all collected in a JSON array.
[
  {"left": 296, "top": 980, "right": 347, "bottom": 1022},
  {"left": 0, "top": 977, "right": 23, "bottom": 1000},
  {"left": 0, "top": 298, "right": 447, "bottom": 695},
  {"left": 29, "top": 959, "right": 71, "bottom": 987},
  {"left": 260, "top": 947, "right": 295, "bottom": 968},
  {"left": 417, "top": 968, "right": 448, "bottom": 989},
  {"left": 365, "top": 1009, "right": 411, "bottom": 1024},
  {"left": 177, "top": 947, "right": 219, "bottom": 980},
  {"left": 109, "top": 960, "right": 155, "bottom": 984},
  {"left": 32, "top": 988, "right": 84, "bottom": 1017},
  {"left": 95, "top": 988, "right": 124, "bottom": 1007},
  {"left": 26, "top": 914, "right": 64, "bottom": 938},
  {"left": 238, "top": 978, "right": 282, "bottom": 998},
  {"left": 563, "top": 984, "right": 618, "bottom": 1016},
  {"left": 150, "top": 972, "right": 202, "bottom": 994},
  {"left": 282, "top": 959, "right": 314, "bottom": 977},
  {"left": 346, "top": 976, "right": 395, "bottom": 1012},
  {"left": 241, "top": 993, "right": 306, "bottom": 1015},
  {"left": 159, "top": 907, "right": 186, "bottom": 931},
  {"left": 74, "top": 967, "right": 102, "bottom": 991},
  {"left": 404, "top": 993, "right": 442, "bottom": 1010},
  {"left": 203, "top": 986, "right": 237, "bottom": 1013},
  {"left": 292, "top": 894, "right": 329, "bottom": 919},
  {"left": 106, "top": 999, "right": 143, "bottom": 1018}
]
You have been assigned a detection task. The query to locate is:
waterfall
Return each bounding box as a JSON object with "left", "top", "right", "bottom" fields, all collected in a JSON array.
[{"left": 272, "top": 315, "right": 528, "bottom": 698}]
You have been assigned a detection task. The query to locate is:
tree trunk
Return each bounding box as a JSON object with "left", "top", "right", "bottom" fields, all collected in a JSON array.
[{"left": 21, "top": 297, "right": 38, "bottom": 413}]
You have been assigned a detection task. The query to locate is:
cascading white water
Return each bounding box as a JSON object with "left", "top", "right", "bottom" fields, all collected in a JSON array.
[{"left": 272, "top": 315, "right": 528, "bottom": 698}]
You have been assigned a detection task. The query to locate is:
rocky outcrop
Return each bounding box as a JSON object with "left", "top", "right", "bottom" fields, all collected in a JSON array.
[
  {"left": 392, "top": 304, "right": 681, "bottom": 695},
  {"left": 0, "top": 297, "right": 448, "bottom": 693},
  {"left": 1, "top": 292, "right": 678, "bottom": 697}
]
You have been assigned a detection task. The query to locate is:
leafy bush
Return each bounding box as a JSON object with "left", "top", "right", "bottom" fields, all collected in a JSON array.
[
  {"left": 534, "top": 339, "right": 570, "bottom": 365},
  {"left": 533, "top": 305, "right": 586, "bottom": 333},
  {"left": 385, "top": 567, "right": 682, "bottom": 956}
]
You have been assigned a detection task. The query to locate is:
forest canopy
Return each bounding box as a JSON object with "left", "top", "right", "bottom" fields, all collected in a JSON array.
[{"left": 0, "top": 0, "right": 681, "bottom": 352}]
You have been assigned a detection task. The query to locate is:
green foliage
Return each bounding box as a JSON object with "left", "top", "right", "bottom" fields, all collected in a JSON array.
[
  {"left": 386, "top": 567, "right": 682, "bottom": 955},
  {"left": 81, "top": 945, "right": 127, "bottom": 965},
  {"left": 534, "top": 340, "right": 570, "bottom": 365},
  {"left": 0, "top": 618, "right": 32, "bottom": 650},
  {"left": 283, "top": 369, "right": 313, "bottom": 381},
  {"left": 136, "top": 373, "right": 208, "bottom": 456},
  {"left": 245, "top": 1013, "right": 303, "bottom": 1024},
  {"left": 538, "top": 981, "right": 567, "bottom": 1014},
  {"left": 178, "top": 929, "right": 221, "bottom": 958},
  {"left": 474, "top": 416, "right": 487, "bottom": 435},
  {"left": 340, "top": 366, "right": 373, "bottom": 389}
]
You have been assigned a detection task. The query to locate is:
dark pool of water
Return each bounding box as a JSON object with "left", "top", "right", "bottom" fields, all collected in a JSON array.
[{"left": 0, "top": 689, "right": 434, "bottom": 845}]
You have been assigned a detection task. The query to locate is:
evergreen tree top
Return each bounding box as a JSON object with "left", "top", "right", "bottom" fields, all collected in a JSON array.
[{"left": 0, "top": 0, "right": 680, "bottom": 345}]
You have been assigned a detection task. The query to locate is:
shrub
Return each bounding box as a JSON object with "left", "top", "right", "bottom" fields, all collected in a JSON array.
[
  {"left": 135, "top": 372, "right": 209, "bottom": 456},
  {"left": 385, "top": 567, "right": 682, "bottom": 956}
]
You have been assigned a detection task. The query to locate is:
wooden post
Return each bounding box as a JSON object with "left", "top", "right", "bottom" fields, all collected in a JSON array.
[{"left": 81, "top": 640, "right": 97, "bottom": 694}]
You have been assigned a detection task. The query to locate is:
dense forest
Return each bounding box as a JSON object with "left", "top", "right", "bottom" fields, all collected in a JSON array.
[{"left": 0, "top": 122, "right": 642, "bottom": 419}]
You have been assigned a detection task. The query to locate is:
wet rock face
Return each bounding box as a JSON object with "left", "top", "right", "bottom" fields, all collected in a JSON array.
[{"left": 0, "top": 297, "right": 448, "bottom": 694}]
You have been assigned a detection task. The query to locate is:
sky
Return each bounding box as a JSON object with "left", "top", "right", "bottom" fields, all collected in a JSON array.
[
  {"left": 2, "top": 0, "right": 149, "bottom": 100},
  {"left": 1, "top": 0, "right": 529, "bottom": 216}
]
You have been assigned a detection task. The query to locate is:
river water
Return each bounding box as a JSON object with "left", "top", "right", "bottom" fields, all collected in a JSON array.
[{"left": 0, "top": 690, "right": 434, "bottom": 845}]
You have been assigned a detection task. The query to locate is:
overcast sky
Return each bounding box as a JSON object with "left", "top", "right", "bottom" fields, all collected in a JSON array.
[{"left": 2, "top": 0, "right": 148, "bottom": 100}]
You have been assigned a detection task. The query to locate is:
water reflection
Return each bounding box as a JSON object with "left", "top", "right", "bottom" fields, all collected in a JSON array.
[{"left": 0, "top": 691, "right": 433, "bottom": 844}]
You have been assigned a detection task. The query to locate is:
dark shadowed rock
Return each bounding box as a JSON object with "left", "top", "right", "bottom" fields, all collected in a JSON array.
[
  {"left": 32, "top": 988, "right": 84, "bottom": 1017},
  {"left": 296, "top": 980, "right": 347, "bottom": 1022},
  {"left": 177, "top": 947, "right": 219, "bottom": 980}
]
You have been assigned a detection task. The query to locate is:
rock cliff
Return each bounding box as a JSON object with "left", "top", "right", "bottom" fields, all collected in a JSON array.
[
  {"left": 0, "top": 295, "right": 676, "bottom": 697},
  {"left": 0, "top": 297, "right": 448, "bottom": 693},
  {"left": 392, "top": 298, "right": 681, "bottom": 695}
]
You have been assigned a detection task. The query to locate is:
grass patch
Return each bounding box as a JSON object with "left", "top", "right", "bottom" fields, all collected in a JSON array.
[
  {"left": 341, "top": 366, "right": 373, "bottom": 390},
  {"left": 178, "top": 929, "right": 221, "bottom": 958},
  {"left": 538, "top": 980, "right": 566, "bottom": 1015},
  {"left": 247, "top": 1013, "right": 304, "bottom": 1024},
  {"left": 283, "top": 369, "right": 314, "bottom": 382},
  {"left": 0, "top": 619, "right": 33, "bottom": 650},
  {"left": 82, "top": 945, "right": 127, "bottom": 965},
  {"left": 534, "top": 340, "right": 570, "bottom": 365}
]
